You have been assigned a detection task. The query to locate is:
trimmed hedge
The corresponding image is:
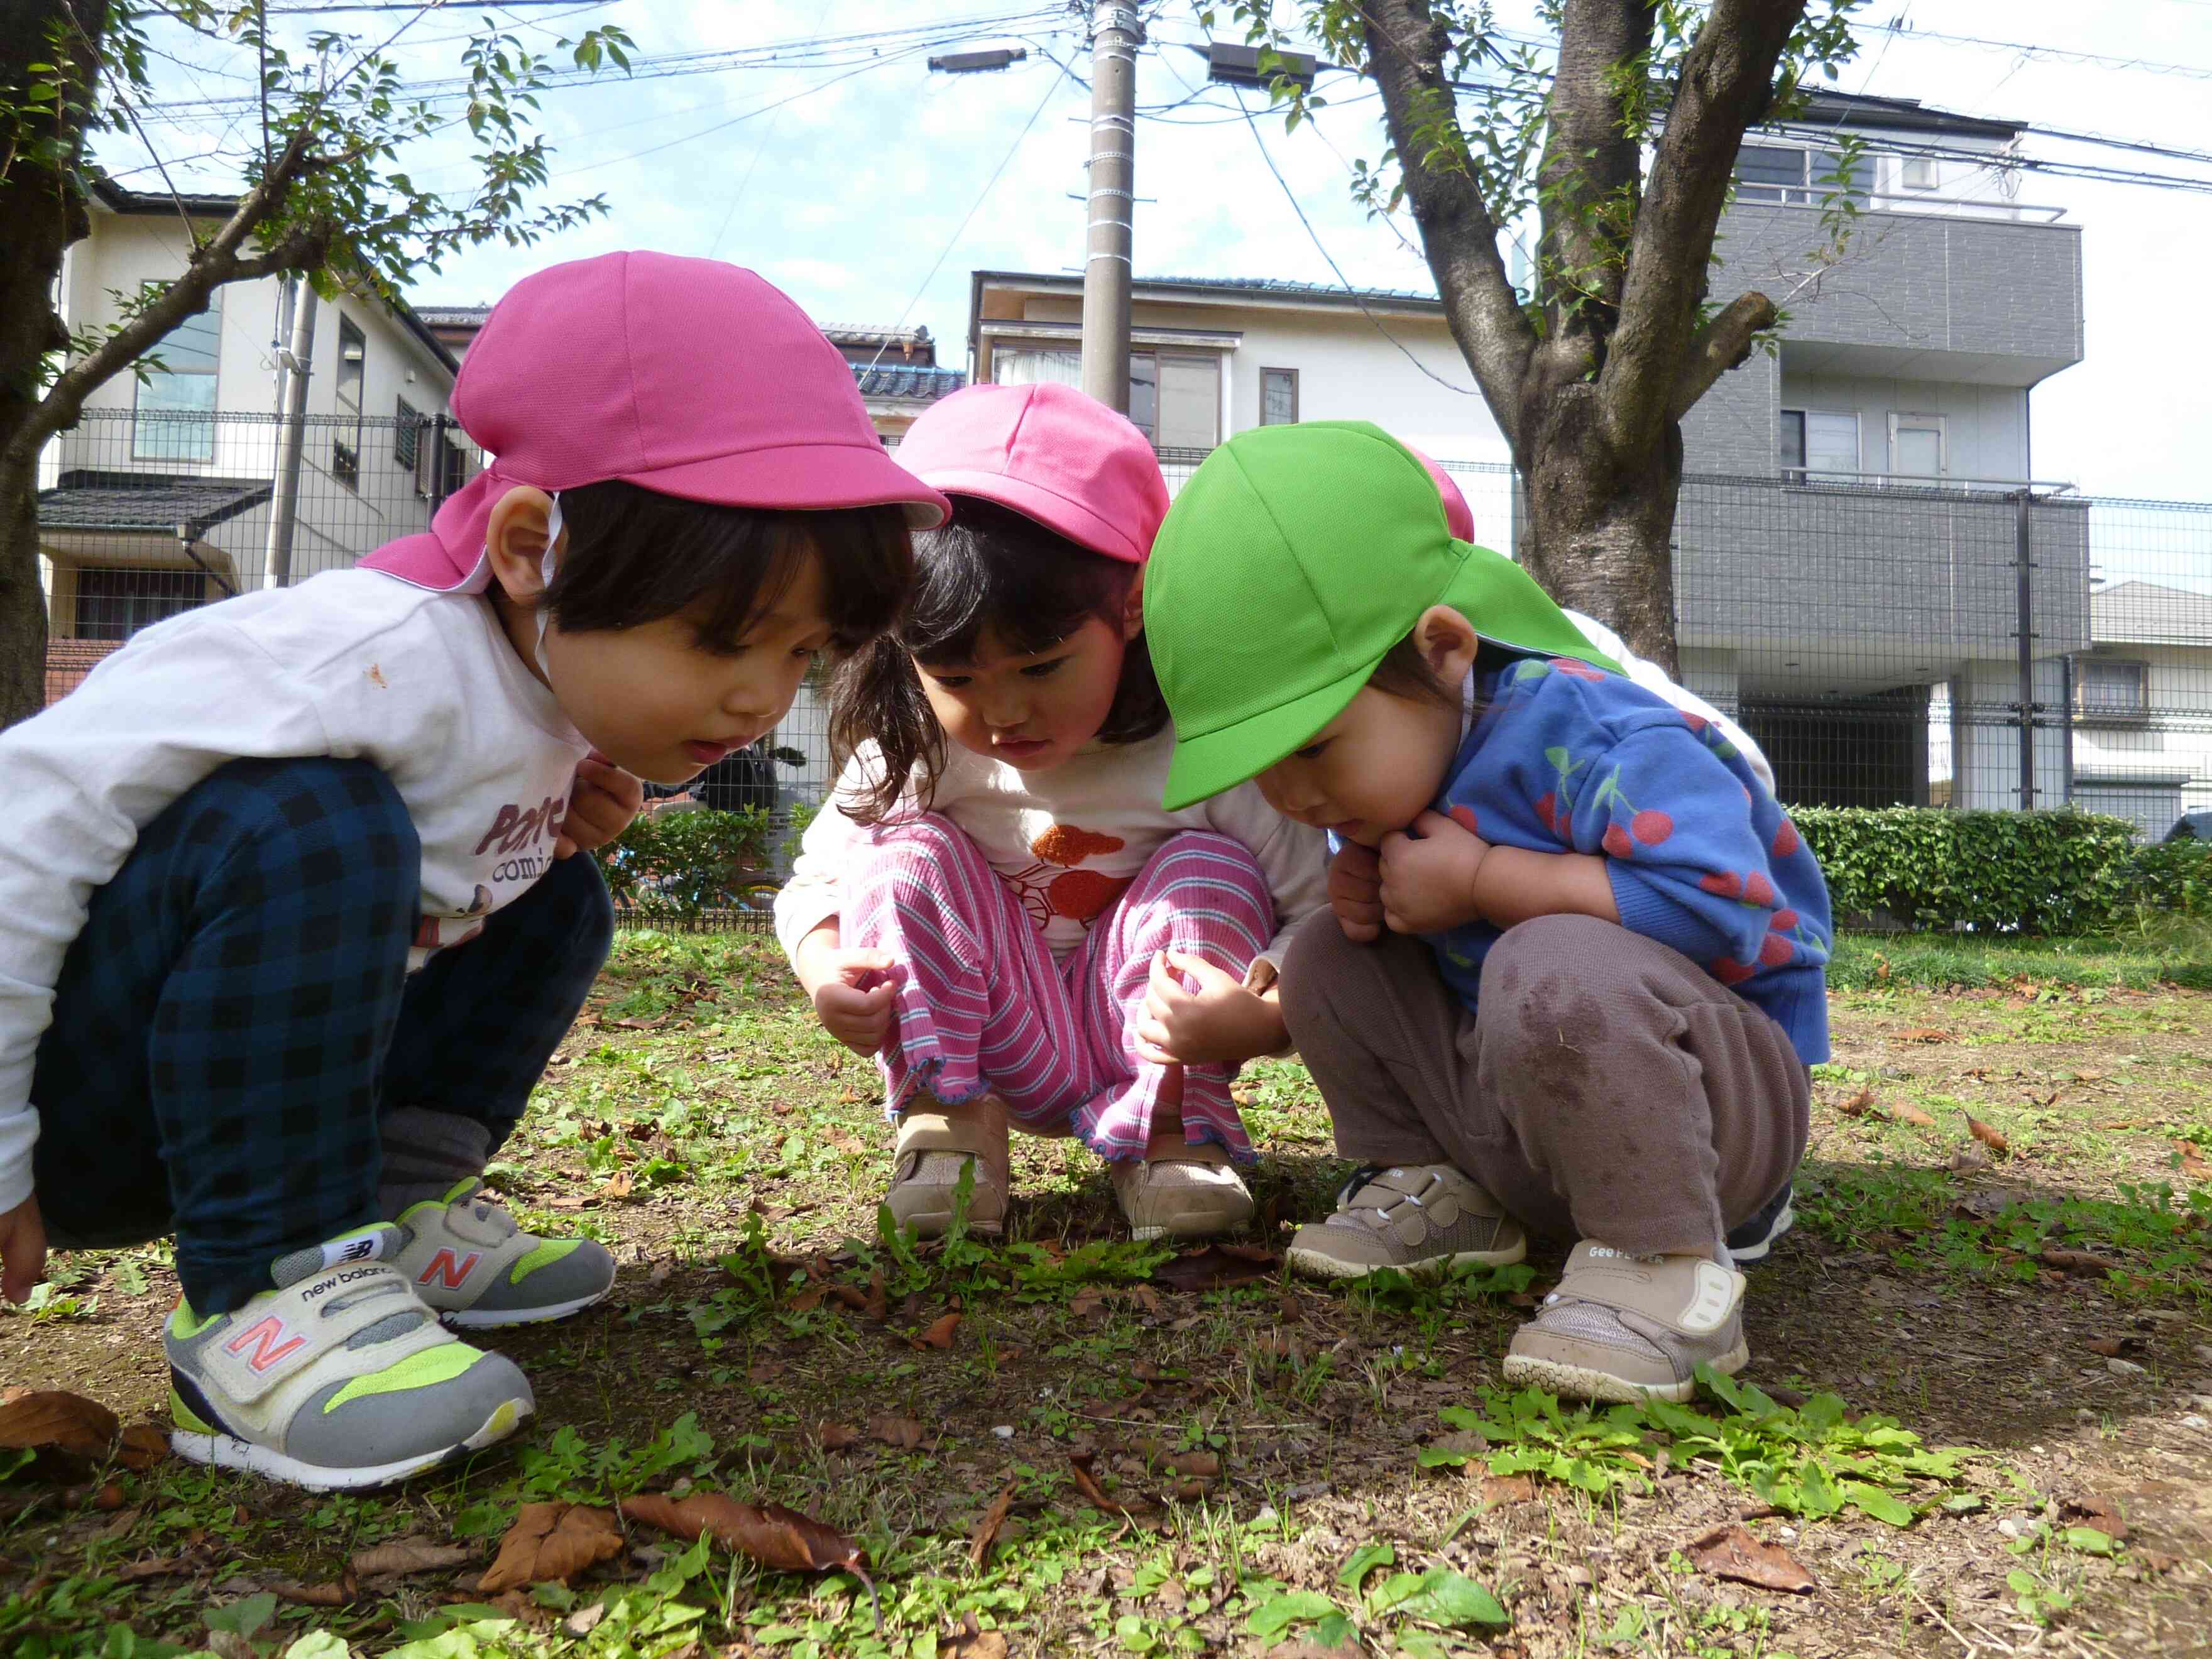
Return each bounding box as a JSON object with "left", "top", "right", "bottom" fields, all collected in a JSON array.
[
  {"left": 1793, "top": 807, "right": 2155, "bottom": 936},
  {"left": 2132, "top": 837, "right": 2211, "bottom": 919},
  {"left": 593, "top": 804, "right": 777, "bottom": 916}
]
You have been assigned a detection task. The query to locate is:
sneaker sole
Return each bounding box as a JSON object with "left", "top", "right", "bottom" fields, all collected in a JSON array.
[
  {"left": 168, "top": 1395, "right": 532, "bottom": 1492},
  {"left": 884, "top": 1206, "right": 1006, "bottom": 1241},
  {"left": 1726, "top": 1200, "right": 1795, "bottom": 1266},
  {"left": 1284, "top": 1236, "right": 1527, "bottom": 1282},
  {"left": 1501, "top": 1339, "right": 1751, "bottom": 1405},
  {"left": 442, "top": 1284, "right": 616, "bottom": 1329}
]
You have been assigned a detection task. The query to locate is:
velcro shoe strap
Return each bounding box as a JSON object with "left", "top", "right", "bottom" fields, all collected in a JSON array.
[
  {"left": 197, "top": 1264, "right": 430, "bottom": 1408},
  {"left": 1552, "top": 1242, "right": 1746, "bottom": 1337},
  {"left": 895, "top": 1107, "right": 1002, "bottom": 1159}
]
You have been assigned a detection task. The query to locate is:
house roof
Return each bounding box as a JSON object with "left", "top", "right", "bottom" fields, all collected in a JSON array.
[
  {"left": 971, "top": 270, "right": 1446, "bottom": 347},
  {"left": 853, "top": 363, "right": 965, "bottom": 403},
  {"left": 1785, "top": 89, "right": 2025, "bottom": 143},
  {"left": 2091, "top": 580, "right": 2212, "bottom": 649},
  {"left": 38, "top": 469, "right": 271, "bottom": 540},
  {"left": 416, "top": 305, "right": 492, "bottom": 329},
  {"left": 89, "top": 180, "right": 461, "bottom": 377}
]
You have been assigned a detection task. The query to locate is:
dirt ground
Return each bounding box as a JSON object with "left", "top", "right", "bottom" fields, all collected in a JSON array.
[{"left": 3, "top": 932, "right": 2208, "bottom": 1658}]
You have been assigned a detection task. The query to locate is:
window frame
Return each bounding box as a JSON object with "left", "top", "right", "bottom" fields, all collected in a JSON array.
[
  {"left": 1900, "top": 155, "right": 1939, "bottom": 191},
  {"left": 2074, "top": 657, "right": 2151, "bottom": 724},
  {"left": 1259, "top": 366, "right": 1300, "bottom": 426},
  {"left": 333, "top": 314, "right": 366, "bottom": 489},
  {"left": 1886, "top": 410, "right": 1948, "bottom": 483},
  {"left": 69, "top": 566, "right": 209, "bottom": 642},
  {"left": 394, "top": 395, "right": 422, "bottom": 473},
  {"left": 131, "top": 287, "right": 222, "bottom": 464},
  {"left": 1778, "top": 407, "right": 1861, "bottom": 484},
  {"left": 1734, "top": 143, "right": 1869, "bottom": 207}
]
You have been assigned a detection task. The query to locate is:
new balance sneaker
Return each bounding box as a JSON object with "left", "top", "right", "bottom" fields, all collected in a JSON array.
[
  {"left": 1111, "top": 1140, "right": 1256, "bottom": 1242},
  {"left": 1284, "top": 1163, "right": 1526, "bottom": 1281},
  {"left": 389, "top": 1180, "right": 616, "bottom": 1327},
  {"left": 887, "top": 1095, "right": 1010, "bottom": 1239},
  {"left": 1503, "top": 1240, "right": 1750, "bottom": 1404},
  {"left": 167, "top": 1224, "right": 533, "bottom": 1491},
  {"left": 1725, "top": 1181, "right": 1796, "bottom": 1266}
]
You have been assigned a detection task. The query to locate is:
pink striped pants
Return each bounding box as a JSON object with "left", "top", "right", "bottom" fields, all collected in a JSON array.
[{"left": 844, "top": 815, "right": 1274, "bottom": 1164}]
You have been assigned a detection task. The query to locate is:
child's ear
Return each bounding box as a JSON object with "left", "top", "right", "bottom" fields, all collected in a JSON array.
[
  {"left": 1415, "top": 604, "right": 1481, "bottom": 681},
  {"left": 1120, "top": 563, "right": 1147, "bottom": 643},
  {"left": 483, "top": 486, "right": 561, "bottom": 605}
]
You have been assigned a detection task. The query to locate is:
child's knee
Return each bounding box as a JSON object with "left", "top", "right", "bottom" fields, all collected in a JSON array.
[{"left": 185, "top": 757, "right": 420, "bottom": 909}]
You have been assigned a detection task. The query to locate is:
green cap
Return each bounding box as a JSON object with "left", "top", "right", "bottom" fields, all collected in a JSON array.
[{"left": 1146, "top": 421, "right": 1622, "bottom": 810}]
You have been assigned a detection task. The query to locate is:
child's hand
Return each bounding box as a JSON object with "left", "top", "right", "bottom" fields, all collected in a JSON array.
[
  {"left": 0, "top": 1195, "right": 47, "bottom": 1305},
  {"left": 1135, "top": 949, "right": 1286, "bottom": 1066},
  {"left": 1327, "top": 841, "right": 1384, "bottom": 942},
  {"left": 556, "top": 752, "right": 645, "bottom": 858},
  {"left": 1379, "top": 809, "right": 1492, "bottom": 934},
  {"left": 796, "top": 929, "right": 902, "bottom": 1058}
]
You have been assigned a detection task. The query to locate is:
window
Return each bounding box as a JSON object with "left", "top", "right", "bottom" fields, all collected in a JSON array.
[
  {"left": 1779, "top": 409, "right": 1859, "bottom": 483},
  {"left": 989, "top": 344, "right": 1219, "bottom": 448},
  {"left": 1261, "top": 367, "right": 1299, "bottom": 425},
  {"left": 72, "top": 567, "right": 206, "bottom": 642},
  {"left": 1900, "top": 155, "right": 1938, "bottom": 190},
  {"left": 131, "top": 290, "right": 221, "bottom": 463},
  {"left": 990, "top": 346, "right": 1081, "bottom": 387},
  {"left": 333, "top": 315, "right": 366, "bottom": 487},
  {"left": 2076, "top": 659, "right": 2149, "bottom": 721},
  {"left": 1734, "top": 144, "right": 1868, "bottom": 207},
  {"left": 1887, "top": 412, "right": 1946, "bottom": 481},
  {"left": 394, "top": 396, "right": 422, "bottom": 471}
]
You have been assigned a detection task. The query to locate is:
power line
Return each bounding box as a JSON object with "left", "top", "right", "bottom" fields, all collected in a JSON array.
[{"left": 1855, "top": 19, "right": 2212, "bottom": 82}]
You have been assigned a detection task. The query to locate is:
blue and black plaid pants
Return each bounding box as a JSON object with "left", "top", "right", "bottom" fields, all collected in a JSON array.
[{"left": 31, "top": 757, "right": 611, "bottom": 1313}]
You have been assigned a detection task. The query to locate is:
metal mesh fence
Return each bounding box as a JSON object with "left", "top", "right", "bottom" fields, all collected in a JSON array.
[{"left": 37, "top": 413, "right": 2212, "bottom": 844}]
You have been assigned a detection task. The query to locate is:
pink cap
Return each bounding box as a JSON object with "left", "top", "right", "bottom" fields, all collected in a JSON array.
[
  {"left": 1406, "top": 444, "right": 1476, "bottom": 542},
  {"left": 893, "top": 382, "right": 1168, "bottom": 564},
  {"left": 361, "top": 251, "right": 950, "bottom": 593}
]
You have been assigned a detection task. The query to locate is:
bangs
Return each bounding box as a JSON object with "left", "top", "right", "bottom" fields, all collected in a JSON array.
[{"left": 899, "top": 497, "right": 1125, "bottom": 665}]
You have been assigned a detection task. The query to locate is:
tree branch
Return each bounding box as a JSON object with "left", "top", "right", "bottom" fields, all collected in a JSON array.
[
  {"left": 1666, "top": 288, "right": 1773, "bottom": 420},
  {"left": 1599, "top": 0, "right": 1807, "bottom": 451},
  {"left": 1360, "top": 0, "right": 1536, "bottom": 448}
]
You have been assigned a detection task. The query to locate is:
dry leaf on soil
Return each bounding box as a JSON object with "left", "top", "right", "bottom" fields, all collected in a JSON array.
[
  {"left": 1068, "top": 1451, "right": 1151, "bottom": 1516},
  {"left": 617, "top": 1492, "right": 871, "bottom": 1577},
  {"left": 1897, "top": 1028, "right": 1955, "bottom": 1044},
  {"left": 271, "top": 1577, "right": 353, "bottom": 1607},
  {"left": 1966, "top": 1117, "right": 2010, "bottom": 1153},
  {"left": 1481, "top": 1473, "right": 1538, "bottom": 1506},
  {"left": 1150, "top": 1244, "right": 1278, "bottom": 1294},
  {"left": 912, "top": 1313, "right": 961, "bottom": 1350},
  {"left": 816, "top": 1421, "right": 860, "bottom": 1451},
  {"left": 2174, "top": 1139, "right": 2211, "bottom": 1181},
  {"left": 2040, "top": 1247, "right": 2120, "bottom": 1277},
  {"left": 941, "top": 1612, "right": 1011, "bottom": 1658},
  {"left": 1946, "top": 1146, "right": 1992, "bottom": 1174},
  {"left": 2059, "top": 1494, "right": 2130, "bottom": 1544},
  {"left": 478, "top": 1503, "right": 625, "bottom": 1593},
  {"left": 1889, "top": 1102, "right": 1937, "bottom": 1129},
  {"left": 1168, "top": 1450, "right": 1219, "bottom": 1480},
  {"left": 1686, "top": 1523, "right": 1817, "bottom": 1594},
  {"left": 869, "top": 1415, "right": 926, "bottom": 1450},
  {"left": 351, "top": 1539, "right": 475, "bottom": 1577},
  {"left": 1836, "top": 1088, "right": 1875, "bottom": 1117},
  {"left": 970, "top": 1484, "right": 1017, "bottom": 1570},
  {"left": 114, "top": 1554, "right": 197, "bottom": 1584},
  {"left": 0, "top": 1390, "right": 120, "bottom": 1460}
]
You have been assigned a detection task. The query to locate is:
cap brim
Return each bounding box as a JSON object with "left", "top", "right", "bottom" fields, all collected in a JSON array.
[
  {"left": 623, "top": 439, "right": 951, "bottom": 530},
  {"left": 923, "top": 465, "right": 1147, "bottom": 563},
  {"left": 1161, "top": 656, "right": 1375, "bottom": 811}
]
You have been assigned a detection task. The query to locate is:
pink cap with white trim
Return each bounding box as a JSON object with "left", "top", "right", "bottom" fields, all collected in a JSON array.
[
  {"left": 893, "top": 382, "right": 1168, "bottom": 564},
  {"left": 361, "top": 251, "right": 949, "bottom": 593},
  {"left": 1407, "top": 444, "right": 1477, "bottom": 542}
]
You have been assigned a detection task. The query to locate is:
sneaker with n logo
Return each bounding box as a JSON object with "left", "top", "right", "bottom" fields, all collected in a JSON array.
[
  {"left": 390, "top": 1180, "right": 615, "bottom": 1328},
  {"left": 165, "top": 1223, "right": 533, "bottom": 1491}
]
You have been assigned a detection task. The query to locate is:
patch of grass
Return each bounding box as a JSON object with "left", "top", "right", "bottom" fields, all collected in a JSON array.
[{"left": 1829, "top": 919, "right": 2212, "bottom": 992}]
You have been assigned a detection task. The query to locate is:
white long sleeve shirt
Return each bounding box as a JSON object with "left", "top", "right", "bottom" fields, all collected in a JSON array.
[
  {"left": 0, "top": 571, "right": 590, "bottom": 1212},
  {"left": 774, "top": 729, "right": 1330, "bottom": 974}
]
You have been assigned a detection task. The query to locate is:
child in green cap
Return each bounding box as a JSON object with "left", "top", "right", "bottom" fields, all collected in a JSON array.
[{"left": 1144, "top": 422, "right": 1834, "bottom": 1404}]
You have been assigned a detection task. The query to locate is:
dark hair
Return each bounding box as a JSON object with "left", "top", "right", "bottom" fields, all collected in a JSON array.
[
  {"left": 1364, "top": 630, "right": 1462, "bottom": 708},
  {"left": 540, "top": 478, "right": 912, "bottom": 654},
  {"left": 828, "top": 496, "right": 1166, "bottom": 825}
]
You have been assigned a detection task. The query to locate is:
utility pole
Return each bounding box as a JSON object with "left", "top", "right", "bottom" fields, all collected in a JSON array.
[
  {"left": 262, "top": 276, "right": 319, "bottom": 591},
  {"left": 1079, "top": 0, "right": 1139, "bottom": 413}
]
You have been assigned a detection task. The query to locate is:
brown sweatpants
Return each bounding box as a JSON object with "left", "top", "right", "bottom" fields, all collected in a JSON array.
[{"left": 1279, "top": 912, "right": 1810, "bottom": 1261}]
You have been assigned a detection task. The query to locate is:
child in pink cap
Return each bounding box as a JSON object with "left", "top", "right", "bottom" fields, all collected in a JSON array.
[
  {"left": 775, "top": 383, "right": 1328, "bottom": 1241},
  {"left": 0, "top": 251, "right": 943, "bottom": 1491}
]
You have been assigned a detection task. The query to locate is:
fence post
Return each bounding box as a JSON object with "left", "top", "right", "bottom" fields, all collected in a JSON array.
[
  {"left": 2013, "top": 487, "right": 2036, "bottom": 810},
  {"left": 262, "top": 278, "right": 318, "bottom": 590}
]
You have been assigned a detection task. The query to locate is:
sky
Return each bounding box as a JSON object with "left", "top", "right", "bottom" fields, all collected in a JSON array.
[{"left": 112, "top": 0, "right": 2212, "bottom": 503}]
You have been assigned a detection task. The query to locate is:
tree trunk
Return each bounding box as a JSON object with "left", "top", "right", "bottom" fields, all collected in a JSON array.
[
  {"left": 0, "top": 0, "right": 107, "bottom": 730},
  {"left": 1517, "top": 382, "right": 1685, "bottom": 674}
]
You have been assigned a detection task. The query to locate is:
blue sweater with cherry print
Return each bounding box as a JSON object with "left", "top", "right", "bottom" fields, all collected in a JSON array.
[{"left": 1428, "top": 655, "right": 1833, "bottom": 1066}]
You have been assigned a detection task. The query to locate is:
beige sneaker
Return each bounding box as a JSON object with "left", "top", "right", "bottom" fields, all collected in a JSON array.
[
  {"left": 1110, "top": 1141, "right": 1254, "bottom": 1242},
  {"left": 886, "top": 1094, "right": 1009, "bottom": 1238},
  {"left": 1503, "top": 1240, "right": 1749, "bottom": 1404},
  {"left": 1284, "top": 1164, "right": 1526, "bottom": 1281}
]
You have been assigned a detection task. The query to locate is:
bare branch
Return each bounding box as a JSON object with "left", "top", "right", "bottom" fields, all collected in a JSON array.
[
  {"left": 1600, "top": 0, "right": 1807, "bottom": 450},
  {"left": 1361, "top": 0, "right": 1536, "bottom": 447},
  {"left": 1666, "top": 288, "right": 1773, "bottom": 420}
]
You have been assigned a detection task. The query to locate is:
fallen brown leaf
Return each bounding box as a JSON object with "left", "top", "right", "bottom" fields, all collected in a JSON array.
[
  {"left": 600, "top": 1168, "right": 633, "bottom": 1200},
  {"left": 969, "top": 1483, "right": 1016, "bottom": 1570},
  {"left": 617, "top": 1492, "right": 872, "bottom": 1576},
  {"left": 1836, "top": 1088, "right": 1875, "bottom": 1117},
  {"left": 2174, "top": 1140, "right": 2211, "bottom": 1181},
  {"left": 1168, "top": 1450, "right": 1220, "bottom": 1480},
  {"left": 816, "top": 1421, "right": 860, "bottom": 1451},
  {"left": 787, "top": 1286, "right": 826, "bottom": 1312},
  {"left": 1889, "top": 1102, "right": 1937, "bottom": 1129},
  {"left": 271, "top": 1577, "right": 353, "bottom": 1607},
  {"left": 1068, "top": 1451, "right": 1147, "bottom": 1516},
  {"left": 351, "top": 1539, "right": 475, "bottom": 1577},
  {"left": 868, "top": 1415, "right": 926, "bottom": 1450},
  {"left": 117, "top": 1423, "right": 168, "bottom": 1472},
  {"left": 2040, "top": 1247, "right": 2120, "bottom": 1278},
  {"left": 912, "top": 1313, "right": 961, "bottom": 1350},
  {"left": 478, "top": 1503, "right": 625, "bottom": 1593},
  {"left": 1967, "top": 1117, "right": 2010, "bottom": 1154},
  {"left": 2059, "top": 1494, "right": 2130, "bottom": 1544},
  {"left": 0, "top": 1390, "right": 121, "bottom": 1460},
  {"left": 1897, "top": 1028, "right": 1955, "bottom": 1044},
  {"left": 1151, "top": 1246, "right": 1279, "bottom": 1294},
  {"left": 1481, "top": 1473, "right": 1537, "bottom": 1506},
  {"left": 114, "top": 1554, "right": 196, "bottom": 1583},
  {"left": 600, "top": 1014, "right": 670, "bottom": 1030},
  {"left": 1686, "top": 1523, "right": 1817, "bottom": 1594},
  {"left": 941, "top": 1612, "right": 1011, "bottom": 1657}
]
